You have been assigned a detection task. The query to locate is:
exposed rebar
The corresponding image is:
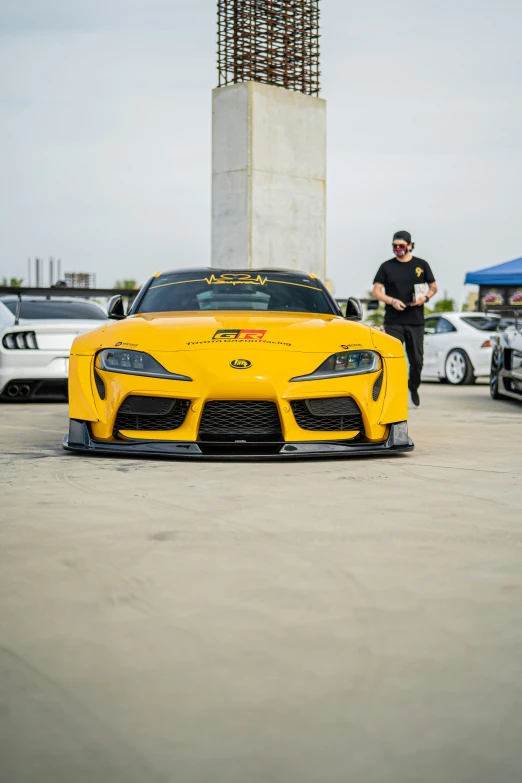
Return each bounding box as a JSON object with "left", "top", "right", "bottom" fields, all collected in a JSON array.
[{"left": 217, "top": 0, "right": 321, "bottom": 96}]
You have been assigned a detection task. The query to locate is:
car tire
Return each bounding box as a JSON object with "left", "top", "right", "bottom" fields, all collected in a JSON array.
[
  {"left": 444, "top": 349, "right": 475, "bottom": 385},
  {"left": 490, "top": 348, "right": 509, "bottom": 400}
]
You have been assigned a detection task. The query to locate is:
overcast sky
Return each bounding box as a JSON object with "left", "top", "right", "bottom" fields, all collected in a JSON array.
[{"left": 1, "top": 0, "right": 521, "bottom": 301}]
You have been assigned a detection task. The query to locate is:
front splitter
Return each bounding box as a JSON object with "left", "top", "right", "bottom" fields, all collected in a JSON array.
[{"left": 62, "top": 420, "right": 414, "bottom": 460}]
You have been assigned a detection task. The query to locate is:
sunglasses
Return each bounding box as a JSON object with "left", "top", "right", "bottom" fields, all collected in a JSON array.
[{"left": 392, "top": 243, "right": 408, "bottom": 249}]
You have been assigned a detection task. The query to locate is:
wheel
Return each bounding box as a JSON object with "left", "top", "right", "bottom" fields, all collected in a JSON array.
[
  {"left": 444, "top": 349, "right": 475, "bottom": 385},
  {"left": 490, "top": 347, "right": 509, "bottom": 400}
]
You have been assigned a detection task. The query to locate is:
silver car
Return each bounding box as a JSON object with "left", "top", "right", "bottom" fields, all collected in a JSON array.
[{"left": 490, "top": 315, "right": 522, "bottom": 402}]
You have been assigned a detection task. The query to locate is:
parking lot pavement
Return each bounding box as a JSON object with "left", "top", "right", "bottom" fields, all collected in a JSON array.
[{"left": 1, "top": 383, "right": 522, "bottom": 783}]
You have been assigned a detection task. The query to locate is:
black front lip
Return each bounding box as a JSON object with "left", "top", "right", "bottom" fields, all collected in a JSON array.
[{"left": 62, "top": 420, "right": 414, "bottom": 460}]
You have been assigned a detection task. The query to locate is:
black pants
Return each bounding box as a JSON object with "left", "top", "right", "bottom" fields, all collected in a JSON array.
[{"left": 384, "top": 324, "right": 424, "bottom": 393}]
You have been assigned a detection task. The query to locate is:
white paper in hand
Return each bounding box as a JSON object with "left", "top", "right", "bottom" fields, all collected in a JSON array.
[{"left": 414, "top": 283, "right": 430, "bottom": 300}]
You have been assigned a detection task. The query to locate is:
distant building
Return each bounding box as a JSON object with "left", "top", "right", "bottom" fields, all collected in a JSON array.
[
  {"left": 467, "top": 292, "right": 479, "bottom": 312},
  {"left": 64, "top": 272, "right": 96, "bottom": 289}
]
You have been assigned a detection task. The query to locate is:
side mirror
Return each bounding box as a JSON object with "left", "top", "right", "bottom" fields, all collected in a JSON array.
[
  {"left": 107, "top": 295, "right": 126, "bottom": 320},
  {"left": 345, "top": 297, "right": 363, "bottom": 321}
]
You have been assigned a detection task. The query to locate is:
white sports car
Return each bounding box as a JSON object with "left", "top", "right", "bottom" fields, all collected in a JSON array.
[
  {"left": 0, "top": 297, "right": 107, "bottom": 401},
  {"left": 422, "top": 312, "right": 503, "bottom": 385}
]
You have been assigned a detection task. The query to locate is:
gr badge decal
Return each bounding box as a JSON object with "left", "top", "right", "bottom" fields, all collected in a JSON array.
[
  {"left": 230, "top": 359, "right": 252, "bottom": 369},
  {"left": 213, "top": 329, "right": 266, "bottom": 341}
]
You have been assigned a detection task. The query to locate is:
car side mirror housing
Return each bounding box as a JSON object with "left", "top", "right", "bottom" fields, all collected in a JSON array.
[
  {"left": 108, "top": 295, "right": 126, "bottom": 320},
  {"left": 345, "top": 297, "right": 363, "bottom": 321}
]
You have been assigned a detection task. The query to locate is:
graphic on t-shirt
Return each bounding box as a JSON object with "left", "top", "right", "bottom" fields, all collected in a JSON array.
[{"left": 373, "top": 256, "right": 435, "bottom": 325}]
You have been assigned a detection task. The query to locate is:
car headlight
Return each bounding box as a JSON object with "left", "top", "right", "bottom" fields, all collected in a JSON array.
[
  {"left": 96, "top": 349, "right": 192, "bottom": 381},
  {"left": 290, "top": 350, "right": 380, "bottom": 382}
]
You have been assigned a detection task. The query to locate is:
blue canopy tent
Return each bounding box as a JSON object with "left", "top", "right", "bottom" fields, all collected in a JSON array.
[
  {"left": 465, "top": 257, "right": 522, "bottom": 285},
  {"left": 465, "top": 257, "right": 522, "bottom": 310}
]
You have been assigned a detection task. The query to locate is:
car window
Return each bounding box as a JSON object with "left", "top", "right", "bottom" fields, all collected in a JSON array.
[
  {"left": 2, "top": 300, "right": 106, "bottom": 320},
  {"left": 461, "top": 316, "right": 501, "bottom": 331},
  {"left": 436, "top": 317, "right": 456, "bottom": 333},
  {"left": 135, "top": 271, "right": 335, "bottom": 315},
  {"left": 424, "top": 317, "right": 439, "bottom": 334}
]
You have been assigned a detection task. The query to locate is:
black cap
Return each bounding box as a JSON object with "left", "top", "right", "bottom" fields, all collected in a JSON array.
[{"left": 393, "top": 230, "right": 412, "bottom": 244}]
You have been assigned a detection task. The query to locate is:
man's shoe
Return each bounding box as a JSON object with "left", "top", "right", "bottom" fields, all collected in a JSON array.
[{"left": 410, "top": 389, "right": 420, "bottom": 407}]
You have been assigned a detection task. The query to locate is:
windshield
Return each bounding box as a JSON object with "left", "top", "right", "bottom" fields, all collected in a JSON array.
[
  {"left": 136, "top": 272, "right": 334, "bottom": 315},
  {"left": 2, "top": 300, "right": 106, "bottom": 320},
  {"left": 461, "top": 316, "right": 501, "bottom": 332}
]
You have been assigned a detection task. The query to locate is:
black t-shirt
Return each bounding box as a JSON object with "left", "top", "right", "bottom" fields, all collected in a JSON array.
[{"left": 373, "top": 256, "right": 436, "bottom": 325}]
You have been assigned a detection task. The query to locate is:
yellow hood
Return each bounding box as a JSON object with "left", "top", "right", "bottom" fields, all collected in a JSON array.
[{"left": 101, "top": 311, "right": 376, "bottom": 354}]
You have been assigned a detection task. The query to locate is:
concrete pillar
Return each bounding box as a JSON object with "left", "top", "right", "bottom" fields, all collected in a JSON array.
[{"left": 212, "top": 82, "right": 326, "bottom": 277}]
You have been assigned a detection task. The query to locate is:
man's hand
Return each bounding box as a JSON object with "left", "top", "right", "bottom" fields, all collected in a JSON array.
[
  {"left": 391, "top": 298, "right": 407, "bottom": 311},
  {"left": 411, "top": 296, "right": 428, "bottom": 307}
]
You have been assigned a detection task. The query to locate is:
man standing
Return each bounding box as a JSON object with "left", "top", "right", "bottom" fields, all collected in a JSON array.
[{"left": 372, "top": 231, "right": 438, "bottom": 407}]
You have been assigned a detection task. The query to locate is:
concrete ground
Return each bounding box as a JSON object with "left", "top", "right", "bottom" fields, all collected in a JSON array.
[{"left": 1, "top": 383, "right": 522, "bottom": 783}]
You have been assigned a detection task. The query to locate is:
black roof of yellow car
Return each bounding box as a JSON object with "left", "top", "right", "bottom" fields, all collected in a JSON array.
[{"left": 157, "top": 268, "right": 318, "bottom": 278}]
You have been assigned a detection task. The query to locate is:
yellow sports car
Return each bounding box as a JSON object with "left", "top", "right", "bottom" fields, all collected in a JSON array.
[{"left": 63, "top": 268, "right": 413, "bottom": 458}]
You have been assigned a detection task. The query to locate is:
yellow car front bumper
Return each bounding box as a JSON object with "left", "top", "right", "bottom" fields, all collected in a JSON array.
[{"left": 63, "top": 350, "right": 413, "bottom": 459}]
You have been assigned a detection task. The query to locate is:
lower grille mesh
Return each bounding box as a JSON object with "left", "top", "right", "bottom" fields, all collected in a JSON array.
[
  {"left": 199, "top": 400, "right": 282, "bottom": 442},
  {"left": 291, "top": 397, "right": 364, "bottom": 432},
  {"left": 114, "top": 396, "right": 190, "bottom": 432}
]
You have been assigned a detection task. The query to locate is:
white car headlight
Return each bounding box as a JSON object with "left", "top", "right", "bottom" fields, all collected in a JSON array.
[
  {"left": 290, "top": 350, "right": 380, "bottom": 382},
  {"left": 96, "top": 349, "right": 192, "bottom": 381}
]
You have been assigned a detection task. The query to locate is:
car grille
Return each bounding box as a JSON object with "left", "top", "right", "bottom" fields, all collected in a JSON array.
[
  {"left": 372, "top": 372, "right": 383, "bottom": 401},
  {"left": 198, "top": 400, "right": 282, "bottom": 442},
  {"left": 94, "top": 369, "right": 106, "bottom": 400},
  {"left": 291, "top": 397, "right": 364, "bottom": 432},
  {"left": 114, "top": 396, "right": 191, "bottom": 432}
]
